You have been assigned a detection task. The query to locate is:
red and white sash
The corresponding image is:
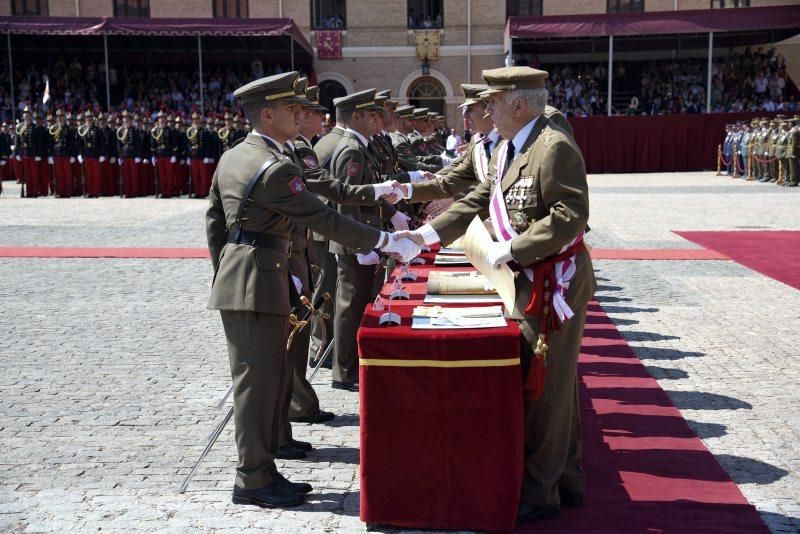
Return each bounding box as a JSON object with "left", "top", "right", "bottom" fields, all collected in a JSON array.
[{"left": 488, "top": 141, "right": 583, "bottom": 323}]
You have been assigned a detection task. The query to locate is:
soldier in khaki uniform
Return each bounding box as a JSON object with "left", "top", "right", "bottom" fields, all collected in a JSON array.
[
  {"left": 390, "top": 105, "right": 441, "bottom": 173},
  {"left": 206, "top": 71, "right": 420, "bottom": 508},
  {"left": 767, "top": 120, "right": 781, "bottom": 182},
  {"left": 785, "top": 118, "right": 799, "bottom": 187},
  {"left": 328, "top": 89, "right": 400, "bottom": 392},
  {"left": 776, "top": 121, "right": 790, "bottom": 185},
  {"left": 401, "top": 66, "right": 595, "bottom": 522}
]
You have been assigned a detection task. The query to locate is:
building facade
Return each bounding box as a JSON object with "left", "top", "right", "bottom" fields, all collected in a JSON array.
[{"left": 2, "top": 0, "right": 796, "bottom": 126}]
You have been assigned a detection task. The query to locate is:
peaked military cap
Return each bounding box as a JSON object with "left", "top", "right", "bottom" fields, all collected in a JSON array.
[
  {"left": 234, "top": 71, "right": 306, "bottom": 105},
  {"left": 333, "top": 88, "right": 381, "bottom": 112},
  {"left": 395, "top": 104, "right": 415, "bottom": 118},
  {"left": 84, "top": 110, "right": 94, "bottom": 118},
  {"left": 376, "top": 90, "right": 392, "bottom": 99},
  {"left": 459, "top": 83, "right": 489, "bottom": 108},
  {"left": 293, "top": 77, "right": 314, "bottom": 107},
  {"left": 413, "top": 108, "right": 429, "bottom": 119},
  {"left": 55, "top": 109, "right": 64, "bottom": 116},
  {"left": 305, "top": 85, "right": 328, "bottom": 112},
  {"left": 479, "top": 66, "right": 548, "bottom": 97},
  {"left": 374, "top": 95, "right": 390, "bottom": 114}
]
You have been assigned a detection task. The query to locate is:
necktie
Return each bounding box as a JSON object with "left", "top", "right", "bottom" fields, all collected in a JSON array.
[
  {"left": 503, "top": 141, "right": 515, "bottom": 178},
  {"left": 483, "top": 138, "right": 492, "bottom": 161}
]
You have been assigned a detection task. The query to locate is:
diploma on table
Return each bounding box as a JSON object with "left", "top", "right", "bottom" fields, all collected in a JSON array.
[{"left": 463, "top": 216, "right": 517, "bottom": 311}]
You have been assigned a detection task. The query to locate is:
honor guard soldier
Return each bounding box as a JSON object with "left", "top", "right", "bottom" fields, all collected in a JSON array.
[
  {"left": 775, "top": 120, "right": 789, "bottom": 184},
  {"left": 0, "top": 122, "right": 10, "bottom": 188},
  {"left": 203, "top": 115, "right": 222, "bottom": 197},
  {"left": 767, "top": 119, "right": 781, "bottom": 182},
  {"left": 14, "top": 107, "right": 36, "bottom": 196},
  {"left": 402, "top": 66, "right": 595, "bottom": 522},
  {"left": 218, "top": 113, "right": 236, "bottom": 152},
  {"left": 78, "top": 111, "right": 106, "bottom": 197},
  {"left": 230, "top": 115, "right": 247, "bottom": 147},
  {"left": 172, "top": 115, "right": 189, "bottom": 195},
  {"left": 151, "top": 111, "right": 177, "bottom": 197},
  {"left": 138, "top": 115, "right": 154, "bottom": 195},
  {"left": 117, "top": 111, "right": 142, "bottom": 197},
  {"left": 187, "top": 112, "right": 209, "bottom": 197},
  {"left": 97, "top": 113, "right": 117, "bottom": 196},
  {"left": 206, "top": 71, "right": 419, "bottom": 509},
  {"left": 49, "top": 109, "right": 79, "bottom": 197}
]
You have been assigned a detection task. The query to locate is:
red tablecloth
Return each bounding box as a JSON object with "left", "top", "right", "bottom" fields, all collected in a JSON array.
[{"left": 358, "top": 258, "right": 524, "bottom": 532}]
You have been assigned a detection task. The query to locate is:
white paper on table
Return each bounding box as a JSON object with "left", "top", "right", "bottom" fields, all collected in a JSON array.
[
  {"left": 411, "top": 305, "right": 505, "bottom": 329},
  {"left": 437, "top": 247, "right": 465, "bottom": 255},
  {"left": 423, "top": 293, "right": 503, "bottom": 304},
  {"left": 433, "top": 254, "right": 471, "bottom": 266},
  {"left": 411, "top": 315, "right": 507, "bottom": 330},
  {"left": 463, "top": 216, "right": 517, "bottom": 311}
]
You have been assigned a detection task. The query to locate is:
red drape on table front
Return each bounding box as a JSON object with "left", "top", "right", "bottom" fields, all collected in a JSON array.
[{"left": 568, "top": 112, "right": 779, "bottom": 174}]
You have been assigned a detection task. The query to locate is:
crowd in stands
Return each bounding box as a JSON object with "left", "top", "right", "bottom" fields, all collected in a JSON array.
[
  {"left": 0, "top": 47, "right": 795, "bottom": 121},
  {"left": 0, "top": 57, "right": 289, "bottom": 122},
  {"left": 517, "top": 47, "right": 796, "bottom": 117}
]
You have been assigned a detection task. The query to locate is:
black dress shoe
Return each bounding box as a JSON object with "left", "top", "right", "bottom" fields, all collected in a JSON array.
[
  {"left": 276, "top": 445, "right": 306, "bottom": 460},
  {"left": 332, "top": 380, "right": 359, "bottom": 392},
  {"left": 516, "top": 502, "right": 559, "bottom": 522},
  {"left": 232, "top": 482, "right": 304, "bottom": 508},
  {"left": 308, "top": 357, "right": 333, "bottom": 369},
  {"left": 269, "top": 466, "right": 313, "bottom": 494},
  {"left": 290, "top": 410, "right": 336, "bottom": 424},
  {"left": 559, "top": 490, "right": 584, "bottom": 507},
  {"left": 289, "top": 439, "right": 313, "bottom": 452}
]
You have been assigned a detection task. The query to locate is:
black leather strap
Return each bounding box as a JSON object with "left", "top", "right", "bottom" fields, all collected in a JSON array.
[
  {"left": 227, "top": 229, "right": 291, "bottom": 254},
  {"left": 230, "top": 156, "right": 278, "bottom": 242}
]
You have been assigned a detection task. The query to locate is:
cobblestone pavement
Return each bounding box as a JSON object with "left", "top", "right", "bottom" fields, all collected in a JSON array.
[{"left": 0, "top": 173, "right": 799, "bottom": 533}]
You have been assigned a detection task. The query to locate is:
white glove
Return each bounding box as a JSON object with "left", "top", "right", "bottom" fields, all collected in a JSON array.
[
  {"left": 110, "top": 157, "right": 117, "bottom": 164},
  {"left": 290, "top": 275, "right": 303, "bottom": 295},
  {"left": 134, "top": 157, "right": 141, "bottom": 163},
  {"left": 118, "top": 159, "right": 123, "bottom": 166},
  {"left": 47, "top": 157, "right": 54, "bottom": 164},
  {"left": 15, "top": 155, "right": 21, "bottom": 161},
  {"left": 372, "top": 180, "right": 395, "bottom": 199},
  {"left": 78, "top": 155, "right": 84, "bottom": 163},
  {"left": 380, "top": 233, "right": 421, "bottom": 264},
  {"left": 356, "top": 251, "right": 380, "bottom": 265},
  {"left": 151, "top": 157, "right": 156, "bottom": 165},
  {"left": 486, "top": 240, "right": 513, "bottom": 268},
  {"left": 203, "top": 157, "right": 210, "bottom": 164},
  {"left": 99, "top": 156, "right": 106, "bottom": 162},
  {"left": 69, "top": 157, "right": 76, "bottom": 163},
  {"left": 34, "top": 156, "right": 41, "bottom": 162},
  {"left": 170, "top": 156, "right": 176, "bottom": 163},
  {"left": 425, "top": 198, "right": 453, "bottom": 219},
  {"left": 0, "top": 160, "right": 6, "bottom": 166},
  {"left": 391, "top": 211, "right": 411, "bottom": 231}
]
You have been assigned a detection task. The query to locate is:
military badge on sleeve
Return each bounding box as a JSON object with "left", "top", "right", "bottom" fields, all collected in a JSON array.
[
  {"left": 347, "top": 162, "right": 360, "bottom": 176},
  {"left": 302, "top": 155, "right": 319, "bottom": 169},
  {"left": 288, "top": 176, "right": 305, "bottom": 194}
]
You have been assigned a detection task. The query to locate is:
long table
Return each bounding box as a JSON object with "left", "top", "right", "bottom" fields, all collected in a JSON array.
[{"left": 357, "top": 251, "right": 524, "bottom": 532}]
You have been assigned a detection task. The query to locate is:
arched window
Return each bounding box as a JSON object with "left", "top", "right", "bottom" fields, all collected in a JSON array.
[
  {"left": 319, "top": 80, "right": 347, "bottom": 115},
  {"left": 407, "top": 76, "right": 445, "bottom": 115}
]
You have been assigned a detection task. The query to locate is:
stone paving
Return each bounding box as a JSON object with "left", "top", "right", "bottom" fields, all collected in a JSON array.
[{"left": 0, "top": 172, "right": 799, "bottom": 533}]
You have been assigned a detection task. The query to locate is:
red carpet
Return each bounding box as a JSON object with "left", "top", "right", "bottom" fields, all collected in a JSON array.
[
  {"left": 0, "top": 247, "right": 209, "bottom": 258},
  {"left": 676, "top": 231, "right": 800, "bottom": 290},
  {"left": 519, "top": 303, "right": 767, "bottom": 533},
  {"left": 591, "top": 248, "right": 726, "bottom": 260}
]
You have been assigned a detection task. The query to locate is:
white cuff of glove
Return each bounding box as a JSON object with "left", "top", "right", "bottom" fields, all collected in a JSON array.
[
  {"left": 99, "top": 156, "right": 106, "bottom": 162},
  {"left": 0, "top": 160, "right": 6, "bottom": 166},
  {"left": 47, "top": 157, "right": 54, "bottom": 164},
  {"left": 70, "top": 157, "right": 76, "bottom": 163},
  {"left": 380, "top": 233, "right": 422, "bottom": 264},
  {"left": 290, "top": 275, "right": 303, "bottom": 295},
  {"left": 486, "top": 240, "right": 514, "bottom": 268},
  {"left": 78, "top": 156, "right": 84, "bottom": 163},
  {"left": 134, "top": 157, "right": 141, "bottom": 163},
  {"left": 356, "top": 251, "right": 380, "bottom": 266},
  {"left": 151, "top": 157, "right": 156, "bottom": 165},
  {"left": 35, "top": 156, "right": 42, "bottom": 162},
  {"left": 170, "top": 156, "right": 177, "bottom": 163},
  {"left": 416, "top": 223, "right": 441, "bottom": 246},
  {"left": 110, "top": 157, "right": 117, "bottom": 163},
  {"left": 390, "top": 211, "right": 411, "bottom": 231},
  {"left": 372, "top": 180, "right": 394, "bottom": 199},
  {"left": 409, "top": 170, "right": 425, "bottom": 183}
]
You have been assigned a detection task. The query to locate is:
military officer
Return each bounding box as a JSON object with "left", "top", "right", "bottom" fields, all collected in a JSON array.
[
  {"left": 775, "top": 120, "right": 789, "bottom": 185},
  {"left": 390, "top": 105, "right": 441, "bottom": 173},
  {"left": 116, "top": 111, "right": 142, "bottom": 197},
  {"left": 328, "top": 89, "right": 401, "bottom": 392},
  {"left": 206, "top": 71, "right": 420, "bottom": 509},
  {"left": 400, "top": 66, "right": 595, "bottom": 522},
  {"left": 767, "top": 120, "right": 781, "bottom": 183}
]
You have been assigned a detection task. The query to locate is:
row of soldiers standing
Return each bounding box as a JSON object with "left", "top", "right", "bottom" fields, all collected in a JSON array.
[
  {"left": 0, "top": 107, "right": 250, "bottom": 198},
  {"left": 721, "top": 115, "right": 799, "bottom": 186}
]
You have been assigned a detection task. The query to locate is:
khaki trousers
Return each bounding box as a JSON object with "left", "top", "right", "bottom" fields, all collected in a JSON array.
[{"left": 221, "top": 310, "right": 289, "bottom": 489}]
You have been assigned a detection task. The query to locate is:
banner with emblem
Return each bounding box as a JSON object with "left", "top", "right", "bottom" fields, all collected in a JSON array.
[
  {"left": 414, "top": 30, "right": 440, "bottom": 60},
  {"left": 316, "top": 30, "right": 343, "bottom": 60}
]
